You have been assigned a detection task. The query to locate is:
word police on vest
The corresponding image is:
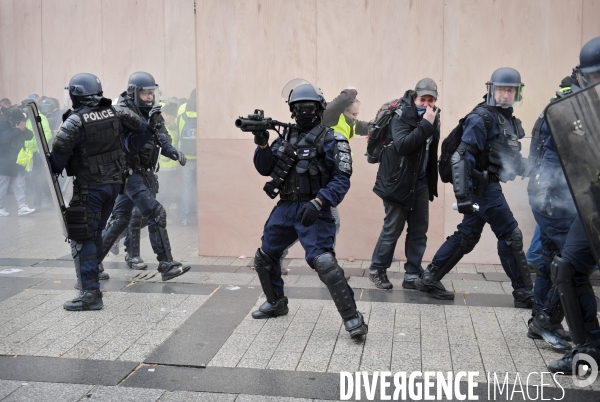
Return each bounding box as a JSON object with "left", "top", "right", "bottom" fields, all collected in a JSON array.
[{"left": 82, "top": 109, "right": 115, "bottom": 122}]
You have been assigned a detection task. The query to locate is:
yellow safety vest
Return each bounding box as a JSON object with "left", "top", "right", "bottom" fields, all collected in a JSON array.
[{"left": 330, "top": 113, "right": 355, "bottom": 141}]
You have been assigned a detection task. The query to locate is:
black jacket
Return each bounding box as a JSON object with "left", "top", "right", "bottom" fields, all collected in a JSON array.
[
  {"left": 373, "top": 90, "right": 440, "bottom": 208},
  {"left": 0, "top": 121, "right": 33, "bottom": 177}
]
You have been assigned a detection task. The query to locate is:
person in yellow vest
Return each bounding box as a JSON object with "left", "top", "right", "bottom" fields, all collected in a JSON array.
[
  {"left": 176, "top": 89, "right": 197, "bottom": 225},
  {"left": 157, "top": 102, "right": 180, "bottom": 210},
  {"left": 322, "top": 88, "right": 369, "bottom": 234},
  {"left": 18, "top": 100, "right": 53, "bottom": 209}
]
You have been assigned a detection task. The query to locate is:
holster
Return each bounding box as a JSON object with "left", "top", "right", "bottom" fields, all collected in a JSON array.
[{"left": 471, "top": 169, "right": 489, "bottom": 197}]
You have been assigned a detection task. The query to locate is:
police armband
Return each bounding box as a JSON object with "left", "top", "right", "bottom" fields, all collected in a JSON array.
[
  {"left": 333, "top": 133, "right": 352, "bottom": 177},
  {"left": 113, "top": 105, "right": 142, "bottom": 131},
  {"left": 52, "top": 113, "right": 83, "bottom": 154},
  {"left": 64, "top": 205, "right": 100, "bottom": 241}
]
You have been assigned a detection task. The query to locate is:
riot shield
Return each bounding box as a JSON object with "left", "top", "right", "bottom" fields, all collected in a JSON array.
[
  {"left": 545, "top": 81, "right": 600, "bottom": 266},
  {"left": 25, "top": 102, "right": 68, "bottom": 238}
]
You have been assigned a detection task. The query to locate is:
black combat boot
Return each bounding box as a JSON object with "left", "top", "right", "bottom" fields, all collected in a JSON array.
[
  {"left": 125, "top": 251, "right": 148, "bottom": 270},
  {"left": 98, "top": 262, "right": 109, "bottom": 280},
  {"left": 369, "top": 270, "right": 393, "bottom": 290},
  {"left": 528, "top": 310, "right": 572, "bottom": 351},
  {"left": 252, "top": 296, "right": 289, "bottom": 319},
  {"left": 344, "top": 311, "right": 369, "bottom": 339},
  {"left": 63, "top": 289, "right": 103, "bottom": 311},
  {"left": 415, "top": 264, "right": 454, "bottom": 300},
  {"left": 512, "top": 286, "right": 534, "bottom": 309},
  {"left": 158, "top": 259, "right": 191, "bottom": 281},
  {"left": 548, "top": 344, "right": 600, "bottom": 375}
]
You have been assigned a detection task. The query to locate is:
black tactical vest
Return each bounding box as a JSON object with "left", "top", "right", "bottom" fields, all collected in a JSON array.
[
  {"left": 475, "top": 107, "right": 525, "bottom": 173},
  {"left": 280, "top": 125, "right": 332, "bottom": 199},
  {"left": 68, "top": 105, "right": 124, "bottom": 185}
]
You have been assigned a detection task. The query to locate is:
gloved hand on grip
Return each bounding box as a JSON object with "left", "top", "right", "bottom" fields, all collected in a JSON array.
[
  {"left": 148, "top": 105, "right": 163, "bottom": 129},
  {"left": 300, "top": 199, "right": 322, "bottom": 227},
  {"left": 456, "top": 196, "right": 476, "bottom": 215},
  {"left": 253, "top": 130, "right": 269, "bottom": 146},
  {"left": 171, "top": 150, "right": 187, "bottom": 166}
]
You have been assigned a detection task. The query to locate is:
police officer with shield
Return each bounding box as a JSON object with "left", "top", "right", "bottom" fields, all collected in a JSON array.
[
  {"left": 50, "top": 73, "right": 152, "bottom": 311},
  {"left": 100, "top": 72, "right": 190, "bottom": 280},
  {"left": 249, "top": 79, "right": 368, "bottom": 339},
  {"left": 543, "top": 36, "right": 600, "bottom": 373},
  {"left": 525, "top": 73, "right": 578, "bottom": 352},
  {"left": 415, "top": 68, "right": 534, "bottom": 309}
]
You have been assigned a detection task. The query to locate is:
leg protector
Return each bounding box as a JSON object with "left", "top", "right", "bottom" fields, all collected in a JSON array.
[
  {"left": 71, "top": 241, "right": 98, "bottom": 291},
  {"left": 125, "top": 207, "right": 147, "bottom": 269},
  {"left": 499, "top": 227, "right": 533, "bottom": 289},
  {"left": 148, "top": 204, "right": 173, "bottom": 261},
  {"left": 313, "top": 252, "right": 357, "bottom": 321},
  {"left": 551, "top": 255, "right": 587, "bottom": 345},
  {"left": 253, "top": 248, "right": 278, "bottom": 303},
  {"left": 101, "top": 214, "right": 131, "bottom": 261},
  {"left": 427, "top": 231, "right": 480, "bottom": 283}
]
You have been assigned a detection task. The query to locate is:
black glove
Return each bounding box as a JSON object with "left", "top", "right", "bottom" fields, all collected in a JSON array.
[
  {"left": 148, "top": 105, "right": 163, "bottom": 129},
  {"left": 299, "top": 200, "right": 321, "bottom": 227},
  {"left": 253, "top": 130, "right": 269, "bottom": 146},
  {"left": 456, "top": 197, "right": 476, "bottom": 214},
  {"left": 171, "top": 150, "right": 187, "bottom": 166},
  {"left": 533, "top": 191, "right": 552, "bottom": 216}
]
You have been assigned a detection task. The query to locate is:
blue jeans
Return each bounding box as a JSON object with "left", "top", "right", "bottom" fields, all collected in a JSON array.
[
  {"left": 370, "top": 178, "right": 429, "bottom": 275},
  {"left": 526, "top": 224, "right": 543, "bottom": 265},
  {"left": 180, "top": 159, "right": 197, "bottom": 221}
]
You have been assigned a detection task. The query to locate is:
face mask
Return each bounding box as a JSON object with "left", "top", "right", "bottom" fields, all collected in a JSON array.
[
  {"left": 296, "top": 114, "right": 320, "bottom": 129},
  {"left": 416, "top": 105, "right": 427, "bottom": 116}
]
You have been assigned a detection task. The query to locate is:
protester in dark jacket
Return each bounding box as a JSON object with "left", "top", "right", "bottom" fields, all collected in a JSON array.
[
  {"left": 0, "top": 110, "right": 35, "bottom": 216},
  {"left": 369, "top": 78, "right": 440, "bottom": 290}
]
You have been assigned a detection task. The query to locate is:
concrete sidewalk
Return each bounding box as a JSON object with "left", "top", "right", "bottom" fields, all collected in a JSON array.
[{"left": 1, "top": 207, "right": 599, "bottom": 401}]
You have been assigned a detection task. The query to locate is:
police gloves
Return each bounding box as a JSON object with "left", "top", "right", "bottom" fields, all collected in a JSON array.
[
  {"left": 300, "top": 199, "right": 321, "bottom": 227},
  {"left": 253, "top": 130, "right": 269, "bottom": 146},
  {"left": 148, "top": 105, "right": 163, "bottom": 129},
  {"left": 171, "top": 150, "right": 187, "bottom": 166},
  {"left": 456, "top": 197, "right": 476, "bottom": 215}
]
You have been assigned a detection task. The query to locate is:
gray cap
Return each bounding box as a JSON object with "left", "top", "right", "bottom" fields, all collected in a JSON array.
[{"left": 415, "top": 78, "right": 438, "bottom": 99}]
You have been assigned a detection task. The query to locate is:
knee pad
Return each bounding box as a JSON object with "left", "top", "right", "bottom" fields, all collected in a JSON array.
[
  {"left": 149, "top": 204, "right": 167, "bottom": 229},
  {"left": 502, "top": 227, "right": 524, "bottom": 251},
  {"left": 551, "top": 255, "right": 574, "bottom": 287},
  {"left": 254, "top": 248, "right": 274, "bottom": 271},
  {"left": 451, "top": 231, "right": 480, "bottom": 254},
  {"left": 313, "top": 252, "right": 343, "bottom": 285}
]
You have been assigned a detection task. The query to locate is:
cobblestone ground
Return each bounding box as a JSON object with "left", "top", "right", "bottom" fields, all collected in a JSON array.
[{"left": 0, "top": 207, "right": 599, "bottom": 400}]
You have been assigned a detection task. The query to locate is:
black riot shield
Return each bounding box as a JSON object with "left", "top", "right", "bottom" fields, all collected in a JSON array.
[
  {"left": 545, "top": 81, "right": 600, "bottom": 266},
  {"left": 25, "top": 102, "right": 68, "bottom": 237}
]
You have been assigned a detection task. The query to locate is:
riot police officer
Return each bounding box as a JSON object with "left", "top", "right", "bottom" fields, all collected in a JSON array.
[
  {"left": 415, "top": 68, "right": 534, "bottom": 309},
  {"left": 100, "top": 71, "right": 190, "bottom": 280},
  {"left": 545, "top": 36, "right": 600, "bottom": 374},
  {"left": 50, "top": 73, "right": 151, "bottom": 310},
  {"left": 525, "top": 73, "right": 578, "bottom": 351},
  {"left": 250, "top": 79, "right": 368, "bottom": 339}
]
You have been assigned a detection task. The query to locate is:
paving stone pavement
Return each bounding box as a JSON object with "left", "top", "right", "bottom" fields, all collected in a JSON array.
[{"left": 1, "top": 207, "right": 600, "bottom": 400}]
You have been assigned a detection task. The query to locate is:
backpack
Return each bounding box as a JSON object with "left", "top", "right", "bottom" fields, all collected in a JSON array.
[
  {"left": 365, "top": 98, "right": 402, "bottom": 163},
  {"left": 438, "top": 104, "right": 492, "bottom": 183}
]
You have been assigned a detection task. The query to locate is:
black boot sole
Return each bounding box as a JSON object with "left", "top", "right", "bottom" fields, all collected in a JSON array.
[
  {"left": 349, "top": 324, "right": 368, "bottom": 339},
  {"left": 161, "top": 265, "right": 191, "bottom": 281}
]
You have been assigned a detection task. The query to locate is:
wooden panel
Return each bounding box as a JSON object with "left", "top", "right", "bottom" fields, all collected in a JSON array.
[
  {"left": 164, "top": 0, "right": 196, "bottom": 99},
  {"left": 41, "top": 0, "right": 103, "bottom": 104},
  {"left": 101, "top": 0, "right": 166, "bottom": 100},
  {"left": 582, "top": 0, "right": 600, "bottom": 44},
  {"left": 0, "top": 0, "right": 42, "bottom": 104},
  {"left": 196, "top": 0, "right": 317, "bottom": 140}
]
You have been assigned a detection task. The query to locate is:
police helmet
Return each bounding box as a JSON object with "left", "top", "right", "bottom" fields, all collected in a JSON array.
[
  {"left": 127, "top": 71, "right": 161, "bottom": 108},
  {"left": 578, "top": 36, "right": 600, "bottom": 88},
  {"left": 67, "top": 73, "right": 103, "bottom": 98},
  {"left": 39, "top": 97, "right": 59, "bottom": 116},
  {"left": 486, "top": 67, "right": 524, "bottom": 107}
]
